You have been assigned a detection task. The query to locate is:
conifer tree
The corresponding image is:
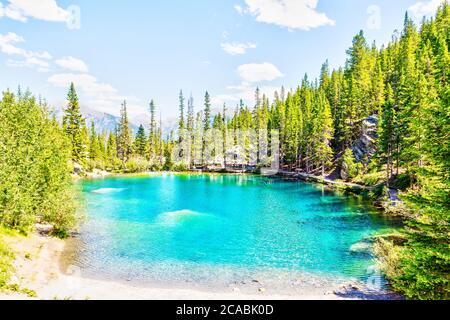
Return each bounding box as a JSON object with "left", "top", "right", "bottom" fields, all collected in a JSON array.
[
  {"left": 134, "top": 124, "right": 147, "bottom": 158},
  {"left": 204, "top": 91, "right": 211, "bottom": 131},
  {"left": 117, "top": 100, "right": 132, "bottom": 162},
  {"left": 63, "top": 83, "right": 87, "bottom": 164},
  {"left": 379, "top": 85, "right": 397, "bottom": 186},
  {"left": 149, "top": 100, "right": 157, "bottom": 161},
  {"left": 178, "top": 90, "right": 185, "bottom": 131},
  {"left": 89, "top": 121, "right": 101, "bottom": 162},
  {"left": 315, "top": 91, "right": 335, "bottom": 176}
]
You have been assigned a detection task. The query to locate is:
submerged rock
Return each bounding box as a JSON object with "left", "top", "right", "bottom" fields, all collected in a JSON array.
[{"left": 350, "top": 241, "right": 373, "bottom": 254}]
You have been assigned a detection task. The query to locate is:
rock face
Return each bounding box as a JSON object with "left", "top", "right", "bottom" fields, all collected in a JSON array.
[
  {"left": 73, "top": 163, "right": 84, "bottom": 175},
  {"left": 352, "top": 115, "right": 379, "bottom": 163}
]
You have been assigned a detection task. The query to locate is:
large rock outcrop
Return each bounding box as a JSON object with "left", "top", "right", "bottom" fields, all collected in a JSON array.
[{"left": 352, "top": 115, "right": 378, "bottom": 164}]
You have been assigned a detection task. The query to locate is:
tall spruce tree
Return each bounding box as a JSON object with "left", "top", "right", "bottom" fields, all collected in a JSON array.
[
  {"left": 179, "top": 90, "right": 185, "bottom": 131},
  {"left": 134, "top": 124, "right": 147, "bottom": 158},
  {"left": 117, "top": 100, "right": 132, "bottom": 162},
  {"left": 204, "top": 91, "right": 211, "bottom": 131},
  {"left": 63, "top": 83, "right": 86, "bottom": 164},
  {"left": 149, "top": 100, "right": 157, "bottom": 161}
]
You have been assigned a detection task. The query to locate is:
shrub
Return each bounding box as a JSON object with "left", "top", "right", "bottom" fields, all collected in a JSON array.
[
  {"left": 124, "top": 157, "right": 150, "bottom": 173},
  {"left": 341, "top": 148, "right": 360, "bottom": 180},
  {"left": 172, "top": 162, "right": 189, "bottom": 172},
  {"left": 0, "top": 237, "right": 14, "bottom": 289},
  {"left": 354, "top": 171, "right": 385, "bottom": 186},
  {"left": 0, "top": 91, "right": 77, "bottom": 235}
]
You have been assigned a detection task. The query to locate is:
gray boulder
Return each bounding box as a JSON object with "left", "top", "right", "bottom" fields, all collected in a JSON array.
[{"left": 352, "top": 115, "right": 378, "bottom": 164}]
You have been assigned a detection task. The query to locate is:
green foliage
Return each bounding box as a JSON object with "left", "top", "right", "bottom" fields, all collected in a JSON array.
[
  {"left": 203, "top": 91, "right": 211, "bottom": 131},
  {"left": 123, "top": 157, "right": 150, "bottom": 173},
  {"left": 63, "top": 83, "right": 88, "bottom": 164},
  {"left": 0, "top": 91, "right": 77, "bottom": 235},
  {"left": 354, "top": 171, "right": 385, "bottom": 187},
  {"left": 0, "top": 236, "right": 14, "bottom": 289},
  {"left": 0, "top": 1, "right": 444, "bottom": 300},
  {"left": 117, "top": 101, "right": 133, "bottom": 162},
  {"left": 341, "top": 149, "right": 359, "bottom": 180},
  {"left": 172, "top": 162, "right": 189, "bottom": 172},
  {"left": 134, "top": 125, "right": 148, "bottom": 158},
  {"left": 393, "top": 173, "right": 413, "bottom": 190},
  {"left": 178, "top": 90, "right": 185, "bottom": 131},
  {"left": 393, "top": 241, "right": 449, "bottom": 300}
]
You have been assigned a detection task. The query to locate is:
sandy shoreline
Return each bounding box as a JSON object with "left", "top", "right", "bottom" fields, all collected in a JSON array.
[
  {"left": 0, "top": 233, "right": 398, "bottom": 300},
  {"left": 0, "top": 233, "right": 342, "bottom": 300}
]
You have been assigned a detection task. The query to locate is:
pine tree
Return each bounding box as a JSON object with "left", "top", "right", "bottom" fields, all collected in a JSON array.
[
  {"left": 63, "top": 83, "right": 87, "bottom": 164},
  {"left": 316, "top": 90, "right": 335, "bottom": 176},
  {"left": 187, "top": 95, "right": 195, "bottom": 167},
  {"left": 0, "top": 91, "right": 76, "bottom": 234},
  {"left": 106, "top": 131, "right": 117, "bottom": 167},
  {"left": 202, "top": 91, "right": 212, "bottom": 164},
  {"left": 134, "top": 124, "right": 147, "bottom": 158},
  {"left": 178, "top": 90, "right": 185, "bottom": 131},
  {"left": 149, "top": 100, "right": 157, "bottom": 161},
  {"left": 344, "top": 31, "right": 372, "bottom": 145},
  {"left": 89, "top": 121, "right": 101, "bottom": 162},
  {"left": 204, "top": 91, "right": 211, "bottom": 131},
  {"left": 320, "top": 60, "right": 331, "bottom": 91},
  {"left": 117, "top": 100, "right": 132, "bottom": 162},
  {"left": 379, "top": 85, "right": 397, "bottom": 186},
  {"left": 187, "top": 94, "right": 195, "bottom": 133},
  {"left": 222, "top": 103, "right": 228, "bottom": 167},
  {"left": 329, "top": 69, "right": 346, "bottom": 151}
]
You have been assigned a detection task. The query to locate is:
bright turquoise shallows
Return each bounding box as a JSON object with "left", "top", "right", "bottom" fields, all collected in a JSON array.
[{"left": 79, "top": 174, "right": 395, "bottom": 289}]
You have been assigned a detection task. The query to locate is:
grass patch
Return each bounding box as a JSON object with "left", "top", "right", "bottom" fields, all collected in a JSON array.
[
  {"left": 0, "top": 227, "right": 37, "bottom": 297},
  {"left": 0, "top": 234, "right": 15, "bottom": 290},
  {"left": 353, "top": 171, "right": 385, "bottom": 187}
]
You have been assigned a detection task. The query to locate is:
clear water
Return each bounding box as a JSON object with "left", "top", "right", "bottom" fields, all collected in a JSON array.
[{"left": 78, "top": 174, "right": 397, "bottom": 293}]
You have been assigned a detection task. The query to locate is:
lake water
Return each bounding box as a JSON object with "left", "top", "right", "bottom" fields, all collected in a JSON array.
[{"left": 77, "top": 174, "right": 397, "bottom": 294}]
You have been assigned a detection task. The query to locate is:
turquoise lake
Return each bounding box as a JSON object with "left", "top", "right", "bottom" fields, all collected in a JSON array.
[{"left": 78, "top": 174, "right": 397, "bottom": 292}]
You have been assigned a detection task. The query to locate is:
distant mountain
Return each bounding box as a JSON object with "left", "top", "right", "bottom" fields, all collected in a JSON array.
[
  {"left": 52, "top": 105, "right": 140, "bottom": 134},
  {"left": 52, "top": 106, "right": 222, "bottom": 138}
]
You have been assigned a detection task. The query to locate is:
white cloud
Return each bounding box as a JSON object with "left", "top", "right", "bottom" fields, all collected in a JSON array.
[
  {"left": 0, "top": 32, "right": 52, "bottom": 58},
  {"left": 212, "top": 83, "right": 280, "bottom": 107},
  {"left": 234, "top": 5, "right": 244, "bottom": 15},
  {"left": 0, "top": 32, "right": 25, "bottom": 55},
  {"left": 48, "top": 73, "right": 117, "bottom": 97},
  {"left": 0, "top": 32, "right": 52, "bottom": 72},
  {"left": 221, "top": 42, "right": 257, "bottom": 55},
  {"left": 237, "top": 62, "right": 283, "bottom": 83},
  {"left": 7, "top": 57, "right": 50, "bottom": 72},
  {"left": 239, "top": 0, "right": 335, "bottom": 31},
  {"left": 0, "top": 2, "right": 26, "bottom": 21},
  {"left": 408, "top": 0, "right": 444, "bottom": 19},
  {"left": 47, "top": 73, "right": 145, "bottom": 116},
  {"left": 55, "top": 56, "right": 89, "bottom": 72},
  {"left": 212, "top": 62, "right": 283, "bottom": 106},
  {"left": 0, "top": 0, "right": 70, "bottom": 22}
]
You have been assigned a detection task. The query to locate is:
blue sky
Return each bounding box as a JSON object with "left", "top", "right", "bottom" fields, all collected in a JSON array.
[{"left": 0, "top": 0, "right": 444, "bottom": 122}]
